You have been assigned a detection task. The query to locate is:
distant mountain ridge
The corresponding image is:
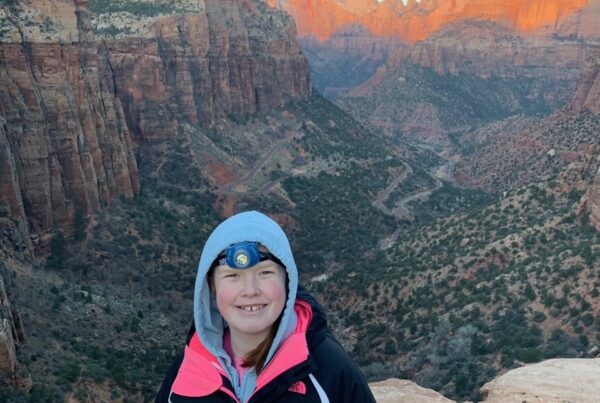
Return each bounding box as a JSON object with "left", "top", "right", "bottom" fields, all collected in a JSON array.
[{"left": 267, "top": 0, "right": 599, "bottom": 42}]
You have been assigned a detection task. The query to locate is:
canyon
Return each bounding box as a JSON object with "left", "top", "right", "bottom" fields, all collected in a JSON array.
[
  {"left": 0, "top": 0, "right": 311, "bottom": 248},
  {"left": 0, "top": 0, "right": 599, "bottom": 401}
]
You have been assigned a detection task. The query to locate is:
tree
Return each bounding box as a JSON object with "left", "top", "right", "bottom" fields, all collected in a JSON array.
[
  {"left": 74, "top": 209, "right": 86, "bottom": 241},
  {"left": 47, "top": 231, "right": 66, "bottom": 270},
  {"left": 525, "top": 283, "right": 536, "bottom": 301}
]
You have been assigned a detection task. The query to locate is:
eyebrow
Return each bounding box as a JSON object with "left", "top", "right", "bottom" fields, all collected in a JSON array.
[{"left": 217, "top": 267, "right": 237, "bottom": 275}]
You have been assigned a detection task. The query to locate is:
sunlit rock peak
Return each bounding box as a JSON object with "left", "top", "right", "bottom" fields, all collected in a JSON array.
[{"left": 267, "top": 0, "right": 592, "bottom": 42}]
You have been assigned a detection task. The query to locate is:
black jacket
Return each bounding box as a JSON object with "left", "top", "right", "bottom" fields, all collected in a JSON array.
[{"left": 156, "top": 287, "right": 375, "bottom": 403}]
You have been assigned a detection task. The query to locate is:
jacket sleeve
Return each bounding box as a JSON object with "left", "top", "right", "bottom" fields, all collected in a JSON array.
[
  {"left": 155, "top": 351, "right": 184, "bottom": 403},
  {"left": 311, "top": 335, "right": 376, "bottom": 403}
]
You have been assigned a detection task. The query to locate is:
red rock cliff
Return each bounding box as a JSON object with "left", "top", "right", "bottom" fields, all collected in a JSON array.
[
  {"left": 570, "top": 47, "right": 600, "bottom": 113},
  {"left": 271, "top": 0, "right": 597, "bottom": 42},
  {"left": 101, "top": 0, "right": 311, "bottom": 142},
  {"left": 0, "top": 0, "right": 139, "bottom": 246},
  {"left": 572, "top": 48, "right": 600, "bottom": 230},
  {"left": 386, "top": 19, "right": 587, "bottom": 79},
  {"left": 0, "top": 0, "right": 311, "bottom": 246}
]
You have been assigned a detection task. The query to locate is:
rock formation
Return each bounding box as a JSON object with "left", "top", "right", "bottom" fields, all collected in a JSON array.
[
  {"left": 0, "top": 0, "right": 140, "bottom": 246},
  {"left": 580, "top": 149, "right": 600, "bottom": 230},
  {"left": 570, "top": 47, "right": 600, "bottom": 113},
  {"left": 299, "top": 24, "right": 399, "bottom": 97},
  {"left": 0, "top": 0, "right": 311, "bottom": 247},
  {"left": 386, "top": 19, "right": 587, "bottom": 80},
  {"left": 100, "top": 0, "right": 311, "bottom": 141},
  {"left": 0, "top": 277, "right": 17, "bottom": 375},
  {"left": 269, "top": 0, "right": 598, "bottom": 43},
  {"left": 570, "top": 48, "right": 600, "bottom": 231},
  {"left": 369, "top": 378, "right": 455, "bottom": 403},
  {"left": 0, "top": 273, "right": 26, "bottom": 386},
  {"left": 480, "top": 358, "right": 600, "bottom": 402}
]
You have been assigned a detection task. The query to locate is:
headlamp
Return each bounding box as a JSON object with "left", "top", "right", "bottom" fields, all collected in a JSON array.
[{"left": 215, "top": 241, "right": 283, "bottom": 269}]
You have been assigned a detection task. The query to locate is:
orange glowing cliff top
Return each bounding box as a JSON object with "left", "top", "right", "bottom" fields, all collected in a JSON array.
[{"left": 266, "top": 0, "right": 591, "bottom": 42}]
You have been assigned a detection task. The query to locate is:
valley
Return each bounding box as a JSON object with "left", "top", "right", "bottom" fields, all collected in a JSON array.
[{"left": 1, "top": 0, "right": 600, "bottom": 402}]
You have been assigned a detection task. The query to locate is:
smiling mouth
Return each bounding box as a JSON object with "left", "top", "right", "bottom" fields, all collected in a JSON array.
[{"left": 237, "top": 304, "right": 266, "bottom": 312}]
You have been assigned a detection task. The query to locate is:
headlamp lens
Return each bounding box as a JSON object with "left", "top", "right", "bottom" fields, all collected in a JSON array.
[{"left": 234, "top": 250, "right": 250, "bottom": 267}]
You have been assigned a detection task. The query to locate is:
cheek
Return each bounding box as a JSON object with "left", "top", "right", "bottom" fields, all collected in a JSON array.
[
  {"left": 214, "top": 283, "right": 237, "bottom": 313},
  {"left": 266, "top": 279, "right": 287, "bottom": 307}
]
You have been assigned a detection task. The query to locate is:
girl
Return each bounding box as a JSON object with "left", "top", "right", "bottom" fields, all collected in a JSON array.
[{"left": 157, "top": 211, "right": 375, "bottom": 402}]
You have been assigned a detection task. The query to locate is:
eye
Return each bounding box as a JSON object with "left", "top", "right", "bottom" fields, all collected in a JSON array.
[
  {"left": 259, "top": 269, "right": 275, "bottom": 276},
  {"left": 223, "top": 272, "right": 239, "bottom": 279}
]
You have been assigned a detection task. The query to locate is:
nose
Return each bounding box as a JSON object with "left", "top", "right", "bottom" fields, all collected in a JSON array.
[{"left": 240, "top": 273, "right": 260, "bottom": 297}]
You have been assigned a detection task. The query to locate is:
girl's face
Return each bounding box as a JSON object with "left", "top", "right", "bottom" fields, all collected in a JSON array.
[{"left": 213, "top": 259, "right": 287, "bottom": 341}]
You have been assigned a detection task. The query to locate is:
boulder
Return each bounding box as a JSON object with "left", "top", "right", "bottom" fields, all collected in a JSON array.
[
  {"left": 480, "top": 358, "right": 600, "bottom": 402},
  {"left": 370, "top": 378, "right": 455, "bottom": 403}
]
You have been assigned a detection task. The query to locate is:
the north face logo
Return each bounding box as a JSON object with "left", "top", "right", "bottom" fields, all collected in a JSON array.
[{"left": 288, "top": 381, "right": 307, "bottom": 395}]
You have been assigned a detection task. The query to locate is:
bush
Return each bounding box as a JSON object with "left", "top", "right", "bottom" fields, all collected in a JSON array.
[
  {"left": 47, "top": 231, "right": 66, "bottom": 269},
  {"left": 581, "top": 313, "right": 594, "bottom": 327},
  {"left": 532, "top": 311, "right": 547, "bottom": 322}
]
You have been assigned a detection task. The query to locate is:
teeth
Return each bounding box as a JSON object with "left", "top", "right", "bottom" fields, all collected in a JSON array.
[{"left": 240, "top": 305, "right": 264, "bottom": 312}]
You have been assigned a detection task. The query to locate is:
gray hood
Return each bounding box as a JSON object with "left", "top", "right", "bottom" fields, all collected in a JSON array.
[{"left": 193, "top": 211, "right": 299, "bottom": 401}]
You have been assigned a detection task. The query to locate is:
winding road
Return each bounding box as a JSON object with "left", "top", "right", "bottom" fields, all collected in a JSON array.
[
  {"left": 372, "top": 146, "right": 455, "bottom": 220},
  {"left": 217, "top": 123, "right": 302, "bottom": 196}
]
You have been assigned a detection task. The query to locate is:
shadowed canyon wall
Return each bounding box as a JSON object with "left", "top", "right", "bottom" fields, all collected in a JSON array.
[
  {"left": 0, "top": 0, "right": 311, "bottom": 248},
  {"left": 571, "top": 48, "right": 600, "bottom": 113},
  {"left": 572, "top": 48, "right": 600, "bottom": 230}
]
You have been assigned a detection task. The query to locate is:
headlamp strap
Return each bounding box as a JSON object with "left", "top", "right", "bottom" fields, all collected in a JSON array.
[{"left": 216, "top": 242, "right": 283, "bottom": 269}]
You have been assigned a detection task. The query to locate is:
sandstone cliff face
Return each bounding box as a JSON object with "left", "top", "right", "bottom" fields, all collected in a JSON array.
[
  {"left": 299, "top": 24, "right": 399, "bottom": 97},
  {"left": 570, "top": 47, "right": 600, "bottom": 113},
  {"left": 0, "top": 273, "right": 26, "bottom": 384},
  {"left": 570, "top": 48, "right": 600, "bottom": 231},
  {"left": 0, "top": 0, "right": 311, "bottom": 243},
  {"left": 583, "top": 163, "right": 600, "bottom": 231},
  {"left": 0, "top": 0, "right": 140, "bottom": 245},
  {"left": 271, "top": 0, "right": 597, "bottom": 43},
  {"left": 480, "top": 358, "right": 600, "bottom": 402},
  {"left": 100, "top": 0, "right": 311, "bottom": 141},
  {"left": 387, "top": 19, "right": 587, "bottom": 80}
]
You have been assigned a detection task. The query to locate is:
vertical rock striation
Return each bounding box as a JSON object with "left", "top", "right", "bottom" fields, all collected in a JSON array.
[
  {"left": 584, "top": 164, "right": 600, "bottom": 231},
  {"left": 0, "top": 273, "right": 25, "bottom": 380},
  {"left": 571, "top": 48, "right": 600, "bottom": 231},
  {"left": 570, "top": 47, "right": 600, "bottom": 114},
  {"left": 0, "top": 0, "right": 311, "bottom": 244},
  {"left": 271, "top": 0, "right": 597, "bottom": 43},
  {"left": 0, "top": 0, "right": 139, "bottom": 245},
  {"left": 100, "top": 0, "right": 310, "bottom": 142}
]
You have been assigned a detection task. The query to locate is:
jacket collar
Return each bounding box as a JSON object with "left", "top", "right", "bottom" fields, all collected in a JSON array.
[{"left": 172, "top": 299, "right": 313, "bottom": 398}]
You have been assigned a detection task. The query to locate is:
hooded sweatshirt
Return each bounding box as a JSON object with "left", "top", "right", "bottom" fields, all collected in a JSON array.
[
  {"left": 193, "top": 211, "right": 299, "bottom": 402},
  {"left": 157, "top": 211, "right": 376, "bottom": 403}
]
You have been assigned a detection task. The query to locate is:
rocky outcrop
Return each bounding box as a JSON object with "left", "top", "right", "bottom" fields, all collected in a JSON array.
[
  {"left": 335, "top": 13, "right": 596, "bottom": 144},
  {"left": 269, "top": 0, "right": 597, "bottom": 43},
  {"left": 480, "top": 358, "right": 600, "bottom": 402},
  {"left": 570, "top": 47, "right": 600, "bottom": 113},
  {"left": 369, "top": 378, "right": 455, "bottom": 403},
  {"left": 580, "top": 153, "right": 600, "bottom": 231},
  {"left": 100, "top": 0, "right": 311, "bottom": 141},
  {"left": 570, "top": 49, "right": 600, "bottom": 230},
  {"left": 0, "top": 0, "right": 311, "bottom": 245},
  {"left": 0, "top": 274, "right": 25, "bottom": 376},
  {"left": 299, "top": 24, "right": 399, "bottom": 97},
  {"left": 369, "top": 360, "right": 600, "bottom": 402},
  {"left": 387, "top": 19, "right": 587, "bottom": 81},
  {"left": 0, "top": 0, "right": 140, "bottom": 244},
  {"left": 0, "top": 277, "right": 17, "bottom": 373}
]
